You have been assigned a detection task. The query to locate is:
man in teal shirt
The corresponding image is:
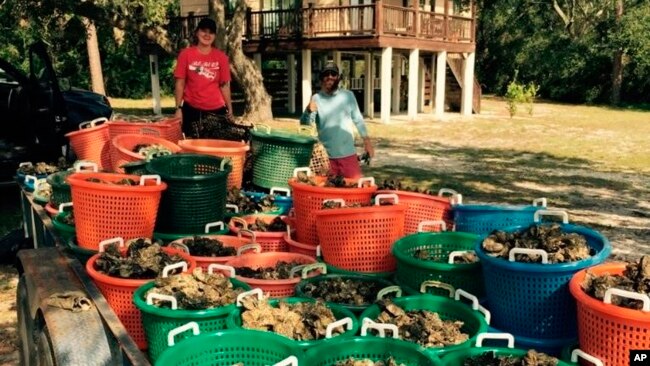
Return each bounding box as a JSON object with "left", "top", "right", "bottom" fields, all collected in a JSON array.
[{"left": 300, "top": 62, "right": 375, "bottom": 178}]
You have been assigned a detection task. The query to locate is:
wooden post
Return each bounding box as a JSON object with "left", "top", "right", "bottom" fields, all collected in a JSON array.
[
  {"left": 288, "top": 53, "right": 297, "bottom": 113},
  {"left": 470, "top": 0, "right": 476, "bottom": 43},
  {"left": 380, "top": 47, "right": 392, "bottom": 123},
  {"left": 412, "top": 0, "right": 419, "bottom": 37},
  {"left": 461, "top": 52, "right": 475, "bottom": 116},
  {"left": 435, "top": 51, "right": 446, "bottom": 119},
  {"left": 375, "top": 0, "right": 383, "bottom": 35},
  {"left": 443, "top": 0, "right": 449, "bottom": 40},
  {"left": 307, "top": 3, "right": 315, "bottom": 37},
  {"left": 408, "top": 49, "right": 419, "bottom": 120},
  {"left": 245, "top": 8, "right": 252, "bottom": 39}
]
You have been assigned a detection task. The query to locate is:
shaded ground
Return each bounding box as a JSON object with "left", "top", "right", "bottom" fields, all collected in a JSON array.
[{"left": 0, "top": 265, "right": 18, "bottom": 365}]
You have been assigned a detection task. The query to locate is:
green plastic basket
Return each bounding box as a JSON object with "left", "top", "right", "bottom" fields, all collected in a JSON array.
[
  {"left": 52, "top": 212, "right": 75, "bottom": 242},
  {"left": 392, "top": 231, "right": 485, "bottom": 299},
  {"left": 294, "top": 274, "right": 396, "bottom": 314},
  {"left": 155, "top": 328, "right": 304, "bottom": 366},
  {"left": 147, "top": 154, "right": 232, "bottom": 234},
  {"left": 64, "top": 237, "right": 97, "bottom": 265},
  {"left": 134, "top": 278, "right": 252, "bottom": 362},
  {"left": 46, "top": 170, "right": 73, "bottom": 207},
  {"left": 305, "top": 336, "right": 442, "bottom": 366},
  {"left": 321, "top": 260, "right": 395, "bottom": 279},
  {"left": 226, "top": 296, "right": 359, "bottom": 350},
  {"left": 442, "top": 347, "right": 575, "bottom": 365},
  {"left": 359, "top": 294, "right": 489, "bottom": 356},
  {"left": 250, "top": 125, "right": 316, "bottom": 189},
  {"left": 121, "top": 160, "right": 149, "bottom": 175}
]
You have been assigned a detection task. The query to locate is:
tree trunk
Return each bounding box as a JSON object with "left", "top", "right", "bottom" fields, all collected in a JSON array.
[
  {"left": 82, "top": 17, "right": 106, "bottom": 96},
  {"left": 610, "top": 0, "right": 624, "bottom": 105},
  {"left": 210, "top": 0, "right": 273, "bottom": 123}
]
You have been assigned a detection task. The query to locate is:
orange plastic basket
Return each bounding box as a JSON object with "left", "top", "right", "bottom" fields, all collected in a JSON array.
[
  {"left": 222, "top": 253, "right": 321, "bottom": 297},
  {"left": 85, "top": 243, "right": 196, "bottom": 350},
  {"left": 315, "top": 194, "right": 406, "bottom": 273},
  {"left": 177, "top": 139, "right": 250, "bottom": 189},
  {"left": 376, "top": 188, "right": 459, "bottom": 235},
  {"left": 110, "top": 134, "right": 182, "bottom": 173},
  {"left": 65, "top": 118, "right": 112, "bottom": 169},
  {"left": 67, "top": 173, "right": 167, "bottom": 250},
  {"left": 288, "top": 170, "right": 377, "bottom": 246},
  {"left": 284, "top": 230, "right": 318, "bottom": 258},
  {"left": 168, "top": 232, "right": 259, "bottom": 271},
  {"left": 44, "top": 202, "right": 59, "bottom": 217},
  {"left": 570, "top": 263, "right": 650, "bottom": 366},
  {"left": 229, "top": 215, "right": 290, "bottom": 252},
  {"left": 107, "top": 117, "right": 183, "bottom": 143}
]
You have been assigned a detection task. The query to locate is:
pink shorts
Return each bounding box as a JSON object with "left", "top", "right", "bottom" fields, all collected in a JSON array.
[{"left": 328, "top": 154, "right": 362, "bottom": 179}]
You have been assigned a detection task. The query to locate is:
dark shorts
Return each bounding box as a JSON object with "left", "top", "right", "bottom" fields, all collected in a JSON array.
[{"left": 329, "top": 154, "right": 362, "bottom": 179}]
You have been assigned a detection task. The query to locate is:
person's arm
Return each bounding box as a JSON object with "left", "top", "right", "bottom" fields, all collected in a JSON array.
[
  {"left": 220, "top": 82, "right": 233, "bottom": 120},
  {"left": 349, "top": 92, "right": 374, "bottom": 158},
  {"left": 220, "top": 52, "right": 234, "bottom": 120},
  {"left": 174, "top": 78, "right": 185, "bottom": 119},
  {"left": 173, "top": 49, "right": 187, "bottom": 119},
  {"left": 299, "top": 94, "right": 318, "bottom": 126}
]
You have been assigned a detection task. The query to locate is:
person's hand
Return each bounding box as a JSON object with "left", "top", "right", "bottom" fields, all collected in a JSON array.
[
  {"left": 308, "top": 95, "right": 318, "bottom": 113},
  {"left": 226, "top": 109, "right": 235, "bottom": 122},
  {"left": 364, "top": 138, "right": 375, "bottom": 159},
  {"left": 174, "top": 108, "right": 182, "bottom": 119}
]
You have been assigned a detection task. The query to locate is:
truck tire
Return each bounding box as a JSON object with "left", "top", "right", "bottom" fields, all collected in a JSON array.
[
  {"left": 17, "top": 274, "right": 36, "bottom": 366},
  {"left": 36, "top": 325, "right": 55, "bottom": 366}
]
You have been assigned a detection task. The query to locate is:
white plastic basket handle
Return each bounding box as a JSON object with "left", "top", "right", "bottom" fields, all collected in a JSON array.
[
  {"left": 219, "top": 157, "right": 231, "bottom": 171},
  {"left": 290, "top": 263, "right": 326, "bottom": 279},
  {"left": 270, "top": 187, "right": 291, "bottom": 197},
  {"left": 162, "top": 262, "right": 188, "bottom": 278},
  {"left": 169, "top": 242, "right": 190, "bottom": 254},
  {"left": 533, "top": 209, "right": 569, "bottom": 224},
  {"left": 286, "top": 225, "right": 293, "bottom": 239},
  {"left": 79, "top": 116, "right": 108, "bottom": 129},
  {"left": 532, "top": 198, "right": 548, "bottom": 207},
  {"left": 19, "top": 162, "right": 32, "bottom": 168},
  {"left": 454, "top": 289, "right": 480, "bottom": 310},
  {"left": 253, "top": 123, "right": 271, "bottom": 133},
  {"left": 98, "top": 237, "right": 125, "bottom": 253},
  {"left": 167, "top": 321, "right": 200, "bottom": 347},
  {"left": 450, "top": 193, "right": 463, "bottom": 205},
  {"left": 376, "top": 286, "right": 402, "bottom": 300},
  {"left": 205, "top": 221, "right": 225, "bottom": 234},
  {"left": 139, "top": 175, "right": 161, "bottom": 186},
  {"left": 207, "top": 263, "right": 236, "bottom": 278},
  {"left": 448, "top": 250, "right": 475, "bottom": 264},
  {"left": 237, "top": 243, "right": 262, "bottom": 256},
  {"left": 325, "top": 317, "right": 353, "bottom": 338},
  {"left": 417, "top": 220, "right": 447, "bottom": 233},
  {"left": 571, "top": 349, "right": 604, "bottom": 366},
  {"left": 420, "top": 280, "right": 455, "bottom": 297},
  {"left": 374, "top": 193, "right": 399, "bottom": 206},
  {"left": 604, "top": 288, "right": 650, "bottom": 312},
  {"left": 360, "top": 319, "right": 399, "bottom": 339},
  {"left": 323, "top": 198, "right": 346, "bottom": 208},
  {"left": 508, "top": 248, "right": 549, "bottom": 264},
  {"left": 316, "top": 245, "right": 321, "bottom": 258},
  {"left": 475, "top": 333, "right": 515, "bottom": 348},
  {"left": 225, "top": 204, "right": 239, "bottom": 214},
  {"left": 273, "top": 356, "right": 299, "bottom": 366},
  {"left": 230, "top": 217, "right": 248, "bottom": 230},
  {"left": 357, "top": 177, "right": 375, "bottom": 188},
  {"left": 478, "top": 305, "right": 491, "bottom": 325},
  {"left": 74, "top": 161, "right": 98, "bottom": 172},
  {"left": 146, "top": 293, "right": 178, "bottom": 310},
  {"left": 24, "top": 175, "right": 37, "bottom": 186},
  {"left": 437, "top": 188, "right": 458, "bottom": 197},
  {"left": 293, "top": 167, "right": 312, "bottom": 177},
  {"left": 58, "top": 202, "right": 73, "bottom": 213},
  {"left": 236, "top": 288, "right": 264, "bottom": 306},
  {"left": 238, "top": 229, "right": 257, "bottom": 243}
]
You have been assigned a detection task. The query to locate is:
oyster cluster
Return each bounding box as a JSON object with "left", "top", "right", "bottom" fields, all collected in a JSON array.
[
  {"left": 227, "top": 187, "right": 277, "bottom": 213},
  {"left": 378, "top": 180, "right": 435, "bottom": 196},
  {"left": 240, "top": 297, "right": 343, "bottom": 340},
  {"left": 18, "top": 160, "right": 67, "bottom": 175},
  {"left": 146, "top": 268, "right": 243, "bottom": 310},
  {"left": 374, "top": 300, "right": 468, "bottom": 347},
  {"left": 179, "top": 236, "right": 236, "bottom": 257},
  {"left": 302, "top": 277, "right": 384, "bottom": 306},
  {"left": 582, "top": 255, "right": 650, "bottom": 310},
  {"left": 95, "top": 239, "right": 185, "bottom": 279},
  {"left": 131, "top": 143, "right": 173, "bottom": 158},
  {"left": 236, "top": 261, "right": 303, "bottom": 280},
  {"left": 463, "top": 350, "right": 559, "bottom": 366},
  {"left": 85, "top": 177, "right": 137, "bottom": 185},
  {"left": 244, "top": 217, "right": 287, "bottom": 232},
  {"left": 296, "top": 172, "right": 356, "bottom": 188},
  {"left": 336, "top": 357, "right": 405, "bottom": 366},
  {"left": 482, "top": 224, "right": 592, "bottom": 263}
]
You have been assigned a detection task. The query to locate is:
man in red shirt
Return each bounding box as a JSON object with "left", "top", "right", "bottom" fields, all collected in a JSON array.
[{"left": 174, "top": 18, "right": 234, "bottom": 138}]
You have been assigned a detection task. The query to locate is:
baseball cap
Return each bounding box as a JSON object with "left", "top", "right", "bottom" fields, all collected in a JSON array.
[
  {"left": 319, "top": 62, "right": 339, "bottom": 78},
  {"left": 196, "top": 18, "right": 217, "bottom": 34}
]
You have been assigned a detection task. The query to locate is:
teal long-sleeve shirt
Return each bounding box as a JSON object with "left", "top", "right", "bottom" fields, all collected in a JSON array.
[{"left": 300, "top": 89, "right": 368, "bottom": 159}]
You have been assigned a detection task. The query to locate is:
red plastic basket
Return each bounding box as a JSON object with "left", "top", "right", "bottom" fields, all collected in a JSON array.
[
  {"left": 85, "top": 243, "right": 196, "bottom": 350},
  {"left": 110, "top": 134, "right": 182, "bottom": 173},
  {"left": 222, "top": 253, "right": 321, "bottom": 297},
  {"left": 67, "top": 172, "right": 167, "bottom": 250},
  {"left": 288, "top": 170, "right": 377, "bottom": 246},
  {"left": 570, "top": 263, "right": 650, "bottom": 366},
  {"left": 284, "top": 230, "right": 318, "bottom": 258},
  {"left": 229, "top": 215, "right": 290, "bottom": 252},
  {"left": 107, "top": 117, "right": 183, "bottom": 143},
  {"left": 44, "top": 202, "right": 59, "bottom": 217},
  {"left": 177, "top": 139, "right": 249, "bottom": 189},
  {"left": 315, "top": 194, "right": 406, "bottom": 273},
  {"left": 168, "top": 232, "right": 259, "bottom": 271},
  {"left": 65, "top": 118, "right": 112, "bottom": 169},
  {"left": 376, "top": 188, "right": 459, "bottom": 235}
]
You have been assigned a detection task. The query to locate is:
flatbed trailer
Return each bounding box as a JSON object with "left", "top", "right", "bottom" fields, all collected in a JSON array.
[{"left": 16, "top": 188, "right": 152, "bottom": 365}]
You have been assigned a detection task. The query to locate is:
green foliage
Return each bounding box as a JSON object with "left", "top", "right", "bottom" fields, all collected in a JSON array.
[{"left": 504, "top": 74, "right": 539, "bottom": 117}]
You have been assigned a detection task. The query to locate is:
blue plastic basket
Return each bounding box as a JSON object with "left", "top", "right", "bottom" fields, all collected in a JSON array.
[
  {"left": 244, "top": 189, "right": 293, "bottom": 215},
  {"left": 475, "top": 211, "right": 611, "bottom": 339},
  {"left": 453, "top": 199, "right": 547, "bottom": 234}
]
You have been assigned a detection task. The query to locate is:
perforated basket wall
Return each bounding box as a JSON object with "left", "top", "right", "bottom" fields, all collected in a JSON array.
[
  {"left": 288, "top": 177, "right": 376, "bottom": 246},
  {"left": 250, "top": 129, "right": 316, "bottom": 189},
  {"left": 85, "top": 248, "right": 196, "bottom": 350},
  {"left": 65, "top": 123, "right": 111, "bottom": 169},
  {"left": 178, "top": 139, "right": 249, "bottom": 190},
  {"left": 229, "top": 215, "right": 290, "bottom": 252},
  {"left": 315, "top": 205, "right": 406, "bottom": 273},
  {"left": 453, "top": 204, "right": 539, "bottom": 234},
  {"left": 570, "top": 263, "right": 650, "bottom": 366},
  {"left": 309, "top": 141, "right": 330, "bottom": 176},
  {"left": 110, "top": 134, "right": 181, "bottom": 173},
  {"left": 107, "top": 118, "right": 183, "bottom": 143},
  {"left": 67, "top": 172, "right": 167, "bottom": 250},
  {"left": 392, "top": 231, "right": 484, "bottom": 299},
  {"left": 377, "top": 190, "right": 454, "bottom": 235},
  {"left": 476, "top": 223, "right": 611, "bottom": 339},
  {"left": 442, "top": 347, "right": 574, "bottom": 365},
  {"left": 46, "top": 170, "right": 72, "bottom": 207},
  {"left": 147, "top": 154, "right": 231, "bottom": 234},
  {"left": 134, "top": 279, "right": 251, "bottom": 362}
]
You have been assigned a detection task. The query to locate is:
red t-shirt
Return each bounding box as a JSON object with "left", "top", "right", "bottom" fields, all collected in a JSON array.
[{"left": 174, "top": 46, "right": 231, "bottom": 111}]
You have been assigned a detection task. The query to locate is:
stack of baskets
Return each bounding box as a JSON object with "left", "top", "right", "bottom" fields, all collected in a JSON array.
[
  {"left": 178, "top": 139, "right": 249, "bottom": 189},
  {"left": 65, "top": 117, "right": 112, "bottom": 169},
  {"left": 107, "top": 116, "right": 183, "bottom": 143},
  {"left": 110, "top": 134, "right": 181, "bottom": 173}
]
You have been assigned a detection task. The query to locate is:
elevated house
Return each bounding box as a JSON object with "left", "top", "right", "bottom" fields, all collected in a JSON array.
[{"left": 174, "top": 0, "right": 479, "bottom": 122}]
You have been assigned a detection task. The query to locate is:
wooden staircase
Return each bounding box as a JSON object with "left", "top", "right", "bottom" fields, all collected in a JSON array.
[{"left": 445, "top": 54, "right": 481, "bottom": 114}]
